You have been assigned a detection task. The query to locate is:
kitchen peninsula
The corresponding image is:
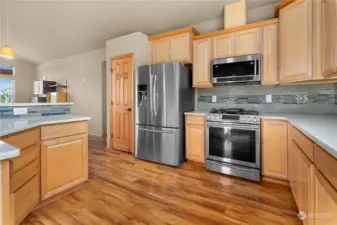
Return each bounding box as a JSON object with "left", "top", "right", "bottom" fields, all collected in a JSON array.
[{"left": 0, "top": 103, "right": 90, "bottom": 225}]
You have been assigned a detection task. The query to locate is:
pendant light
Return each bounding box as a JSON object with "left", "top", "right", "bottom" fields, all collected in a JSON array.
[{"left": 0, "top": 0, "right": 14, "bottom": 59}]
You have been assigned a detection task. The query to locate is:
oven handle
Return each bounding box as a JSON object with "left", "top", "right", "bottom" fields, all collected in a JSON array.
[{"left": 207, "top": 122, "right": 260, "bottom": 130}]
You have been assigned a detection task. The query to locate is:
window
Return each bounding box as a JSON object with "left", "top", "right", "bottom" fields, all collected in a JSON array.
[{"left": 0, "top": 65, "right": 15, "bottom": 103}]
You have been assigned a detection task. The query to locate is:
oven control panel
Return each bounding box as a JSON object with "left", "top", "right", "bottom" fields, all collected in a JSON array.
[{"left": 206, "top": 114, "right": 260, "bottom": 125}]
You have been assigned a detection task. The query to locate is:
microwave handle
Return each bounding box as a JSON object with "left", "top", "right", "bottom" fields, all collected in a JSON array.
[{"left": 254, "top": 59, "right": 257, "bottom": 76}]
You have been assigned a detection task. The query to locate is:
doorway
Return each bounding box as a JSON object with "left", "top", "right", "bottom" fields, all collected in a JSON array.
[{"left": 110, "top": 53, "right": 134, "bottom": 154}]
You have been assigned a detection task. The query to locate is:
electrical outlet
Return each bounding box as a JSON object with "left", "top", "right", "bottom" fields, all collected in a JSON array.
[
  {"left": 266, "top": 94, "right": 272, "bottom": 103},
  {"left": 13, "top": 108, "right": 28, "bottom": 115},
  {"left": 212, "top": 96, "right": 217, "bottom": 103}
]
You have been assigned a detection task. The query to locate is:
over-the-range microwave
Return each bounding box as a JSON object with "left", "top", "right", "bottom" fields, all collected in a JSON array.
[{"left": 211, "top": 54, "right": 261, "bottom": 85}]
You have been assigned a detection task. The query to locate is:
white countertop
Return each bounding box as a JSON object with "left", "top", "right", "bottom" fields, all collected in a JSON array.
[
  {"left": 185, "top": 111, "right": 337, "bottom": 159},
  {"left": 0, "top": 115, "right": 91, "bottom": 161}
]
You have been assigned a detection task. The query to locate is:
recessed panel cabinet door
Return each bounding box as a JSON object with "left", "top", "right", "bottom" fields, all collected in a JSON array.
[
  {"left": 321, "top": 0, "right": 336, "bottom": 77},
  {"left": 170, "top": 33, "right": 191, "bottom": 63},
  {"left": 186, "top": 124, "right": 205, "bottom": 163},
  {"left": 193, "top": 38, "right": 213, "bottom": 88},
  {"left": 279, "top": 0, "right": 313, "bottom": 83},
  {"left": 314, "top": 169, "right": 337, "bottom": 225},
  {"left": 41, "top": 134, "right": 88, "bottom": 200},
  {"left": 151, "top": 38, "right": 170, "bottom": 64},
  {"left": 262, "top": 24, "right": 278, "bottom": 85},
  {"left": 234, "top": 27, "right": 262, "bottom": 56},
  {"left": 213, "top": 33, "right": 235, "bottom": 59},
  {"left": 261, "top": 120, "right": 288, "bottom": 179}
]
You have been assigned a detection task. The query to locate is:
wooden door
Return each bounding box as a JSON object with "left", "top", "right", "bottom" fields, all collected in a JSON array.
[
  {"left": 321, "top": 0, "right": 336, "bottom": 77},
  {"left": 170, "top": 33, "right": 192, "bottom": 63},
  {"left": 41, "top": 134, "right": 88, "bottom": 200},
  {"left": 314, "top": 169, "right": 337, "bottom": 225},
  {"left": 261, "top": 120, "right": 288, "bottom": 180},
  {"left": 193, "top": 38, "right": 213, "bottom": 88},
  {"left": 262, "top": 23, "right": 278, "bottom": 85},
  {"left": 279, "top": 0, "right": 313, "bottom": 83},
  {"left": 186, "top": 124, "right": 205, "bottom": 163},
  {"left": 234, "top": 27, "right": 262, "bottom": 56},
  {"left": 111, "top": 54, "right": 134, "bottom": 153},
  {"left": 151, "top": 38, "right": 170, "bottom": 63},
  {"left": 213, "top": 33, "right": 235, "bottom": 59},
  {"left": 299, "top": 149, "right": 314, "bottom": 225}
]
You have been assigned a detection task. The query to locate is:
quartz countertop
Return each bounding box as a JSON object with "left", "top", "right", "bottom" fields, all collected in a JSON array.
[
  {"left": 0, "top": 115, "right": 91, "bottom": 161},
  {"left": 184, "top": 111, "right": 337, "bottom": 160}
]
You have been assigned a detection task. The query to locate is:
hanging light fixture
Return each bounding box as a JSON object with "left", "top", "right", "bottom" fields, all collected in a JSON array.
[{"left": 0, "top": 0, "right": 14, "bottom": 59}]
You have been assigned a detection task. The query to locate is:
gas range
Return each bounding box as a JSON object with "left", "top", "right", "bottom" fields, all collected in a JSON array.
[{"left": 206, "top": 108, "right": 260, "bottom": 125}]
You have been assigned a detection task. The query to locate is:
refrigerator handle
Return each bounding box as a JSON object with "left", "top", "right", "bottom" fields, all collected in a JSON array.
[
  {"left": 154, "top": 74, "right": 158, "bottom": 117},
  {"left": 150, "top": 73, "right": 153, "bottom": 117}
]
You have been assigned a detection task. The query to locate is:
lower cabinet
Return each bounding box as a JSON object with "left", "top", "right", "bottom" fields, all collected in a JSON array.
[
  {"left": 41, "top": 134, "right": 88, "bottom": 200},
  {"left": 261, "top": 119, "right": 288, "bottom": 180},
  {"left": 185, "top": 115, "right": 205, "bottom": 163},
  {"left": 314, "top": 169, "right": 337, "bottom": 225}
]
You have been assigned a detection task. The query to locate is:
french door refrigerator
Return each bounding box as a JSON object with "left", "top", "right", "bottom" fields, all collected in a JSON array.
[{"left": 136, "top": 62, "right": 194, "bottom": 167}]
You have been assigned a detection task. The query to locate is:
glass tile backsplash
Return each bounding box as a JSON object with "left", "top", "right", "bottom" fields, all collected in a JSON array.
[
  {"left": 197, "top": 84, "right": 337, "bottom": 114},
  {"left": 0, "top": 105, "right": 71, "bottom": 118}
]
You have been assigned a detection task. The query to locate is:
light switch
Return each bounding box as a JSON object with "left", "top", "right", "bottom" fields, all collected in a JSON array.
[
  {"left": 212, "top": 95, "right": 217, "bottom": 103},
  {"left": 266, "top": 94, "right": 272, "bottom": 103}
]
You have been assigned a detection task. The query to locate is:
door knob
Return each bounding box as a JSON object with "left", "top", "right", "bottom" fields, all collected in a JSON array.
[{"left": 125, "top": 108, "right": 132, "bottom": 112}]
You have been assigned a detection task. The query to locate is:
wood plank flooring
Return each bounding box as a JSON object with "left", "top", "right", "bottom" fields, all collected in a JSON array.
[{"left": 23, "top": 145, "right": 301, "bottom": 225}]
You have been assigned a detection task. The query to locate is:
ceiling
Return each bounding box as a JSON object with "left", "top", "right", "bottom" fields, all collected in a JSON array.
[{"left": 0, "top": 0, "right": 280, "bottom": 64}]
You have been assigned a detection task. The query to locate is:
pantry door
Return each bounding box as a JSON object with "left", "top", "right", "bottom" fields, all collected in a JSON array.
[{"left": 110, "top": 53, "right": 134, "bottom": 154}]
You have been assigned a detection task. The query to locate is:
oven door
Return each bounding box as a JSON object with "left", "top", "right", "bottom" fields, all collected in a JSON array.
[{"left": 206, "top": 122, "right": 260, "bottom": 169}]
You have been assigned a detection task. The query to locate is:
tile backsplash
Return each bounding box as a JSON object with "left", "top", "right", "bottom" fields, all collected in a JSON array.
[
  {"left": 197, "top": 84, "right": 337, "bottom": 114},
  {"left": 0, "top": 105, "right": 71, "bottom": 118}
]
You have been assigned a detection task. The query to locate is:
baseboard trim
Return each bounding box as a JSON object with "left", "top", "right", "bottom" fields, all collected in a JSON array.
[{"left": 262, "top": 176, "right": 290, "bottom": 186}]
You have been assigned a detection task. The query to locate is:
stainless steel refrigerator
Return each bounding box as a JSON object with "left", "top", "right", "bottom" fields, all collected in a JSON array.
[{"left": 135, "top": 62, "right": 194, "bottom": 167}]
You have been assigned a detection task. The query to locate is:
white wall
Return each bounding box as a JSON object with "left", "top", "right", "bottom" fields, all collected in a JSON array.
[
  {"left": 37, "top": 48, "right": 105, "bottom": 136},
  {"left": 14, "top": 59, "right": 37, "bottom": 103},
  {"left": 106, "top": 31, "right": 149, "bottom": 148}
]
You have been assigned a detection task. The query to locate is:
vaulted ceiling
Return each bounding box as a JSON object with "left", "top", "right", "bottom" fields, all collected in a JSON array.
[{"left": 0, "top": 0, "right": 281, "bottom": 64}]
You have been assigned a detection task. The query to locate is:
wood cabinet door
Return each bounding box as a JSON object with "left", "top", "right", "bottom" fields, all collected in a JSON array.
[
  {"left": 193, "top": 38, "right": 213, "bottom": 88},
  {"left": 151, "top": 38, "right": 170, "bottom": 64},
  {"left": 299, "top": 149, "right": 314, "bottom": 225},
  {"left": 262, "top": 24, "right": 278, "bottom": 85},
  {"left": 41, "top": 134, "right": 88, "bottom": 200},
  {"left": 186, "top": 124, "right": 205, "bottom": 163},
  {"left": 234, "top": 27, "right": 262, "bottom": 56},
  {"left": 213, "top": 33, "right": 235, "bottom": 59},
  {"left": 279, "top": 0, "right": 313, "bottom": 83},
  {"left": 170, "top": 33, "right": 192, "bottom": 63},
  {"left": 261, "top": 120, "right": 288, "bottom": 179},
  {"left": 321, "top": 0, "right": 336, "bottom": 77},
  {"left": 289, "top": 140, "right": 301, "bottom": 207},
  {"left": 314, "top": 169, "right": 337, "bottom": 225}
]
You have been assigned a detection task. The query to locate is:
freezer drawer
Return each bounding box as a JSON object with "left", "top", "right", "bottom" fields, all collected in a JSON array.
[{"left": 135, "top": 125, "right": 185, "bottom": 167}]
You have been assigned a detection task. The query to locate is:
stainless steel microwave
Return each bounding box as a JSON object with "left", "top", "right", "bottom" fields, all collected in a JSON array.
[{"left": 211, "top": 54, "right": 261, "bottom": 85}]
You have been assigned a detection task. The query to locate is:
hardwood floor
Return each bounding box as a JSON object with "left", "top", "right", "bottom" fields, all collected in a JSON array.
[{"left": 23, "top": 145, "right": 301, "bottom": 225}]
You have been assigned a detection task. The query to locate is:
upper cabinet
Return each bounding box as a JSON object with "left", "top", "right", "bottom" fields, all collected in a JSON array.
[
  {"left": 234, "top": 27, "right": 262, "bottom": 56},
  {"left": 193, "top": 38, "right": 213, "bottom": 88},
  {"left": 279, "top": 0, "right": 313, "bottom": 83},
  {"left": 149, "top": 27, "right": 199, "bottom": 64},
  {"left": 213, "top": 33, "right": 235, "bottom": 59}
]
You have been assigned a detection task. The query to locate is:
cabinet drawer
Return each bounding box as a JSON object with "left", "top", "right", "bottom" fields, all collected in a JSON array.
[
  {"left": 185, "top": 115, "right": 205, "bottom": 125},
  {"left": 314, "top": 144, "right": 337, "bottom": 190},
  {"left": 290, "top": 125, "right": 314, "bottom": 161},
  {"left": 41, "top": 121, "right": 88, "bottom": 140},
  {"left": 10, "top": 144, "right": 39, "bottom": 174},
  {"left": 11, "top": 160, "right": 39, "bottom": 192},
  {"left": 2, "top": 128, "right": 39, "bottom": 149},
  {"left": 12, "top": 175, "right": 40, "bottom": 225}
]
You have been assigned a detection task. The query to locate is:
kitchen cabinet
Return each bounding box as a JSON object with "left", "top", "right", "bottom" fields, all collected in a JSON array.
[
  {"left": 185, "top": 115, "right": 205, "bottom": 163},
  {"left": 262, "top": 23, "right": 279, "bottom": 85},
  {"left": 261, "top": 120, "right": 288, "bottom": 180},
  {"left": 279, "top": 0, "right": 313, "bottom": 83},
  {"left": 41, "top": 133, "right": 88, "bottom": 200},
  {"left": 149, "top": 27, "right": 198, "bottom": 64},
  {"left": 234, "top": 27, "right": 262, "bottom": 56},
  {"left": 213, "top": 33, "right": 235, "bottom": 59},
  {"left": 151, "top": 38, "right": 170, "bottom": 64},
  {"left": 193, "top": 38, "right": 213, "bottom": 88},
  {"left": 320, "top": 0, "right": 337, "bottom": 77},
  {"left": 314, "top": 169, "right": 337, "bottom": 225},
  {"left": 288, "top": 139, "right": 301, "bottom": 206}
]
